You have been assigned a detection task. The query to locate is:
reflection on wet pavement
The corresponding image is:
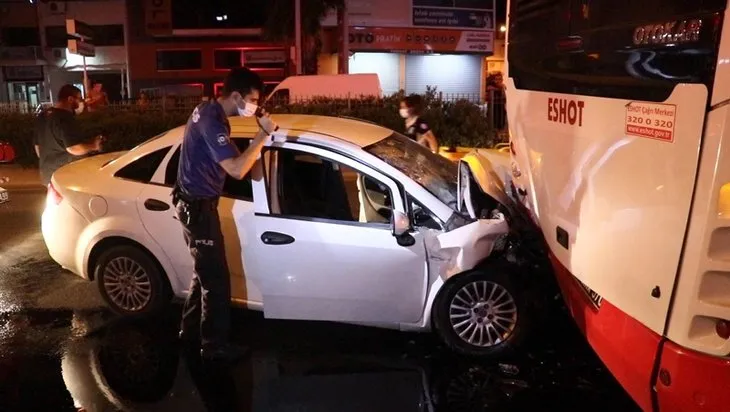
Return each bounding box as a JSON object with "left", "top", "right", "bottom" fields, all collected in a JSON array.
[
  {"left": 0, "top": 306, "right": 640, "bottom": 412},
  {"left": 0, "top": 188, "right": 640, "bottom": 411}
]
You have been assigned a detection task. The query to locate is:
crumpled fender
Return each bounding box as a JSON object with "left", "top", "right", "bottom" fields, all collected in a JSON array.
[{"left": 424, "top": 217, "right": 510, "bottom": 280}]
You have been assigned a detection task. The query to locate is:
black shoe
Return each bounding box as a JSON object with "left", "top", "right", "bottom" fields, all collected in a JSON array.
[{"left": 200, "top": 343, "right": 249, "bottom": 362}]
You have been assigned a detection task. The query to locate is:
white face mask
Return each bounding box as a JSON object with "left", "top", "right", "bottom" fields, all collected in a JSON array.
[
  {"left": 399, "top": 108, "right": 410, "bottom": 118},
  {"left": 238, "top": 101, "right": 258, "bottom": 117}
]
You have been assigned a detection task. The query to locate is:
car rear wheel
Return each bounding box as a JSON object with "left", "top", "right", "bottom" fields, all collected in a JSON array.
[
  {"left": 433, "top": 266, "right": 529, "bottom": 358},
  {"left": 95, "top": 245, "right": 171, "bottom": 317}
]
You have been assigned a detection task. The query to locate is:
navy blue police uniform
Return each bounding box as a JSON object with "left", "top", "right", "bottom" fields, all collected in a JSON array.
[
  {"left": 405, "top": 117, "right": 430, "bottom": 142},
  {"left": 173, "top": 100, "right": 240, "bottom": 349}
]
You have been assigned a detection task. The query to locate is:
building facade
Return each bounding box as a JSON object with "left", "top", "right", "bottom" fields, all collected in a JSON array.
[
  {"left": 125, "top": 0, "right": 289, "bottom": 99},
  {"left": 318, "top": 0, "right": 497, "bottom": 100},
  {"left": 0, "top": 0, "right": 129, "bottom": 104}
]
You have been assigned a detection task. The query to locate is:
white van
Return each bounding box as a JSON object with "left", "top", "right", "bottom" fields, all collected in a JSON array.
[{"left": 266, "top": 73, "right": 382, "bottom": 104}]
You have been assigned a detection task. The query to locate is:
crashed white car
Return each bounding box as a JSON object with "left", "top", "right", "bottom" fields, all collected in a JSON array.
[{"left": 42, "top": 115, "right": 529, "bottom": 357}]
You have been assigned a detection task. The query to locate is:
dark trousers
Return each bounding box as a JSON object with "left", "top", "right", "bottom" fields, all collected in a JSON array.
[{"left": 175, "top": 197, "right": 231, "bottom": 348}]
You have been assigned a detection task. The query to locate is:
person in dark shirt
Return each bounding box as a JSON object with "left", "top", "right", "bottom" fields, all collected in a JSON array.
[
  {"left": 399, "top": 94, "right": 439, "bottom": 152},
  {"left": 34, "top": 84, "right": 103, "bottom": 186},
  {"left": 174, "top": 67, "right": 277, "bottom": 361}
]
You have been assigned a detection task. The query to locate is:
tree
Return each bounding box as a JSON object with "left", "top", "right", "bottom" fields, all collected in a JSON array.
[{"left": 264, "top": 0, "right": 344, "bottom": 74}]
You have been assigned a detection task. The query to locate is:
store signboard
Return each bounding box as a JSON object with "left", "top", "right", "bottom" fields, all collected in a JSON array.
[
  {"left": 348, "top": 27, "right": 493, "bottom": 54},
  {"left": 2, "top": 66, "right": 44, "bottom": 82},
  {"left": 323, "top": 0, "right": 494, "bottom": 30},
  {"left": 243, "top": 50, "right": 288, "bottom": 64},
  {"left": 322, "top": 0, "right": 410, "bottom": 27}
]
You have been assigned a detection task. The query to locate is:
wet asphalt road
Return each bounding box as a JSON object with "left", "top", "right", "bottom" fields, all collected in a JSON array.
[{"left": 0, "top": 189, "right": 641, "bottom": 412}]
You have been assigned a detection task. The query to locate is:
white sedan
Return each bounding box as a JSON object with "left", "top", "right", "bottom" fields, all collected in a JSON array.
[{"left": 42, "top": 114, "right": 529, "bottom": 357}]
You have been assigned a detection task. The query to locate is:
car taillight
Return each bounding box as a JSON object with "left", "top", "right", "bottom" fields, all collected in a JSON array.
[{"left": 47, "top": 182, "right": 63, "bottom": 206}]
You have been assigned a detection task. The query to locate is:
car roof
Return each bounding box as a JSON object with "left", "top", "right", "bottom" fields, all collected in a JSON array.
[{"left": 229, "top": 114, "right": 393, "bottom": 148}]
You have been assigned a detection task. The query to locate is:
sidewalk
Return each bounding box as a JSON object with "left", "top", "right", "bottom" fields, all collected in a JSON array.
[{"left": 0, "top": 164, "right": 43, "bottom": 190}]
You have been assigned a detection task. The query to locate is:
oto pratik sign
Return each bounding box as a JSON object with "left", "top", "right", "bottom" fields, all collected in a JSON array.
[{"left": 348, "top": 28, "right": 493, "bottom": 54}]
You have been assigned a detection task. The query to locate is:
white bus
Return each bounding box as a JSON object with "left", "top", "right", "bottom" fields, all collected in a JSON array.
[{"left": 506, "top": 0, "right": 730, "bottom": 410}]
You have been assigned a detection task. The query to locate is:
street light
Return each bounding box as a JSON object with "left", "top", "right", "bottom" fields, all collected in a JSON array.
[{"left": 499, "top": 25, "right": 507, "bottom": 33}]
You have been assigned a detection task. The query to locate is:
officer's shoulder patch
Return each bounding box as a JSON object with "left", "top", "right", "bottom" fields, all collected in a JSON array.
[
  {"left": 192, "top": 107, "right": 200, "bottom": 123},
  {"left": 217, "top": 133, "right": 229, "bottom": 146}
]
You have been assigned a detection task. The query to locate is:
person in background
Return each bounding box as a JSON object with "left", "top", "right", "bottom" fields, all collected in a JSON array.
[
  {"left": 486, "top": 72, "right": 507, "bottom": 130},
  {"left": 137, "top": 91, "right": 150, "bottom": 108},
  {"left": 86, "top": 81, "right": 109, "bottom": 112},
  {"left": 34, "top": 84, "right": 103, "bottom": 186},
  {"left": 399, "top": 94, "right": 438, "bottom": 152}
]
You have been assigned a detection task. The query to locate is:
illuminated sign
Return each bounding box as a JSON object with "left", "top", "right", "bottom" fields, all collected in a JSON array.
[{"left": 633, "top": 19, "right": 703, "bottom": 46}]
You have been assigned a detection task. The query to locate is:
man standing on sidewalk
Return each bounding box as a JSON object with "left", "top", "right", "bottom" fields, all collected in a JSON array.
[{"left": 34, "top": 84, "right": 103, "bottom": 186}]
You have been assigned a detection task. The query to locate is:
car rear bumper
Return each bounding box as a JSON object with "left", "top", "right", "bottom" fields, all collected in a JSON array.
[{"left": 42, "top": 198, "right": 88, "bottom": 278}]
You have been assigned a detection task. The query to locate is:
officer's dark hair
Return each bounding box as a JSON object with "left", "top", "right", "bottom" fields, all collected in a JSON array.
[
  {"left": 402, "top": 94, "right": 424, "bottom": 116},
  {"left": 58, "top": 84, "right": 82, "bottom": 101},
  {"left": 222, "top": 67, "right": 264, "bottom": 97}
]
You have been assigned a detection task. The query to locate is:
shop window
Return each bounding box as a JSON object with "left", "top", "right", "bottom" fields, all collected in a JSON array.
[
  {"left": 1, "top": 27, "right": 40, "bottom": 47},
  {"left": 45, "top": 26, "right": 67, "bottom": 48},
  {"left": 214, "top": 50, "right": 243, "bottom": 70},
  {"left": 92, "top": 25, "right": 125, "bottom": 46},
  {"left": 156, "top": 50, "right": 202, "bottom": 71}
]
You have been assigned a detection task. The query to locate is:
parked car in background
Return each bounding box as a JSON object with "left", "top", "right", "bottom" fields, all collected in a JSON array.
[
  {"left": 266, "top": 74, "right": 382, "bottom": 104},
  {"left": 41, "top": 114, "right": 540, "bottom": 358}
]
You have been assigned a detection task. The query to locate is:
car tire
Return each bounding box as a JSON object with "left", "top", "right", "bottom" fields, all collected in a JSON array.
[
  {"left": 433, "top": 265, "right": 529, "bottom": 358},
  {"left": 95, "top": 245, "right": 171, "bottom": 317}
]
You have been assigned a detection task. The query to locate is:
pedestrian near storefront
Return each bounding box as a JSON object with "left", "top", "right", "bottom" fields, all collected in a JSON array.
[
  {"left": 400, "top": 94, "right": 439, "bottom": 152},
  {"left": 34, "top": 84, "right": 103, "bottom": 187},
  {"left": 173, "top": 67, "right": 277, "bottom": 361}
]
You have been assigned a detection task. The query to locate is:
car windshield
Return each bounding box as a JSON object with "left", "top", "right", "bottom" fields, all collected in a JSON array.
[{"left": 365, "top": 133, "right": 458, "bottom": 210}]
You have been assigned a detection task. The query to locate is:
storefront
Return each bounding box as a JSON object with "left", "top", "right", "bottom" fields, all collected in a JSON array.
[
  {"left": 322, "top": 27, "right": 493, "bottom": 100},
  {"left": 2, "top": 66, "right": 45, "bottom": 106}
]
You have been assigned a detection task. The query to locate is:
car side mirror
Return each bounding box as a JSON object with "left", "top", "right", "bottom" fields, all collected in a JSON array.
[{"left": 391, "top": 210, "right": 410, "bottom": 236}]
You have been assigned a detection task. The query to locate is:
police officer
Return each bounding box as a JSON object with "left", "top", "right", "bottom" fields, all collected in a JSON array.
[{"left": 174, "top": 68, "right": 277, "bottom": 361}]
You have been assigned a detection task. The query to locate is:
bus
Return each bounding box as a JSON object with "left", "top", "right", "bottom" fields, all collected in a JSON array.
[{"left": 505, "top": 0, "right": 730, "bottom": 410}]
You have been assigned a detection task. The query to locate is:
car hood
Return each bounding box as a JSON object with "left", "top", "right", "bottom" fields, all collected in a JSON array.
[{"left": 457, "top": 148, "right": 517, "bottom": 220}]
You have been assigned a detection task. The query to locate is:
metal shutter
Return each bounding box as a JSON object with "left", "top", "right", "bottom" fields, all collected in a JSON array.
[
  {"left": 405, "top": 54, "right": 482, "bottom": 101},
  {"left": 348, "top": 52, "right": 400, "bottom": 96}
]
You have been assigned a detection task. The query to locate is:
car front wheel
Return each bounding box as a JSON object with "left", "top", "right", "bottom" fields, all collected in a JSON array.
[
  {"left": 433, "top": 266, "right": 529, "bottom": 357},
  {"left": 94, "top": 245, "right": 171, "bottom": 317}
]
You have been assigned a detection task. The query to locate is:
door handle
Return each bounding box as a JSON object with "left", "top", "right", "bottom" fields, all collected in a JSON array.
[
  {"left": 261, "top": 231, "right": 295, "bottom": 245},
  {"left": 144, "top": 198, "right": 170, "bottom": 211}
]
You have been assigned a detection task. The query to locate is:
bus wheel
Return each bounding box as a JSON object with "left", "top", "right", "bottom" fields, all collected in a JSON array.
[{"left": 433, "top": 266, "right": 530, "bottom": 358}]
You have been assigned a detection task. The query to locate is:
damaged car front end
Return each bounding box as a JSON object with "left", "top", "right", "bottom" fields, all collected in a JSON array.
[{"left": 421, "top": 150, "right": 549, "bottom": 357}]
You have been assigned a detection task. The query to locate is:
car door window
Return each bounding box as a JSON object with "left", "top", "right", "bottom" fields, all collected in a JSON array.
[
  {"left": 272, "top": 148, "right": 392, "bottom": 225},
  {"left": 164, "top": 138, "right": 253, "bottom": 200},
  {"left": 115, "top": 146, "right": 171, "bottom": 183}
]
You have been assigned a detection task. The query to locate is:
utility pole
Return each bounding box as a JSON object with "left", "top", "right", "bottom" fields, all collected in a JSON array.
[
  {"left": 295, "top": 0, "right": 302, "bottom": 74},
  {"left": 337, "top": 2, "right": 349, "bottom": 74}
]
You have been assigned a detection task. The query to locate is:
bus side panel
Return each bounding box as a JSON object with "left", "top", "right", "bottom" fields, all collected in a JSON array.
[
  {"left": 550, "top": 254, "right": 658, "bottom": 412},
  {"left": 506, "top": 83, "right": 708, "bottom": 335}
]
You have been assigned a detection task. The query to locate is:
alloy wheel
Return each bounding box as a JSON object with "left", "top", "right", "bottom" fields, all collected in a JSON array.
[
  {"left": 449, "top": 281, "right": 518, "bottom": 347},
  {"left": 102, "top": 257, "right": 152, "bottom": 312}
]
